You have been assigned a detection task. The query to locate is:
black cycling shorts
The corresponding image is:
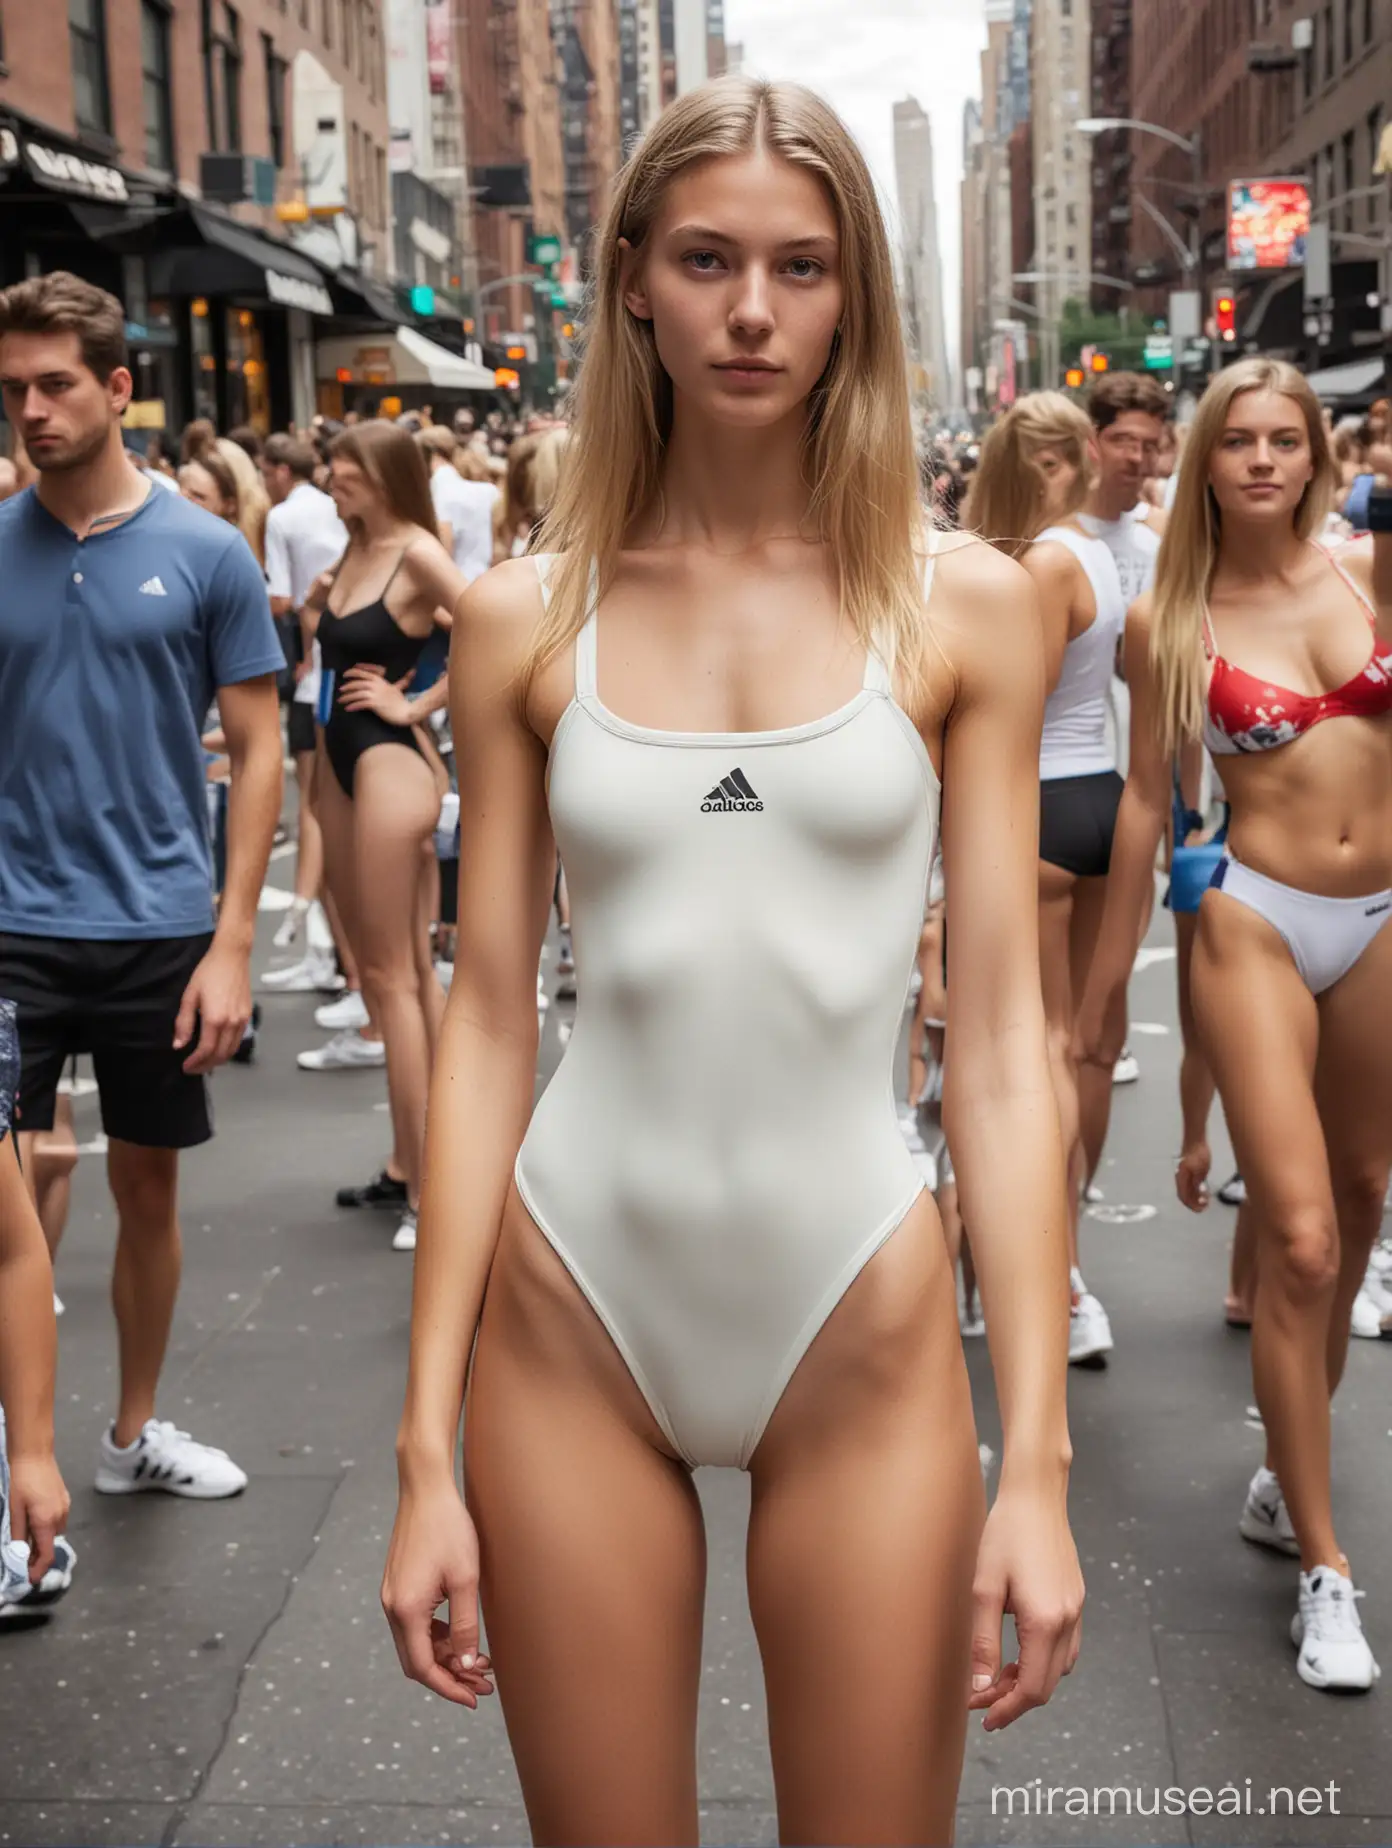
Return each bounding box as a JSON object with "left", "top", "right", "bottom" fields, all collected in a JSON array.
[
  {"left": 0, "top": 931, "right": 215, "bottom": 1147},
  {"left": 288, "top": 701, "right": 317, "bottom": 756},
  {"left": 1039, "top": 770, "right": 1123, "bottom": 879}
]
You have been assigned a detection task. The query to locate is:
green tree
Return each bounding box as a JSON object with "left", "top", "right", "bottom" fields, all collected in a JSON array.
[{"left": 1056, "top": 297, "right": 1150, "bottom": 373}]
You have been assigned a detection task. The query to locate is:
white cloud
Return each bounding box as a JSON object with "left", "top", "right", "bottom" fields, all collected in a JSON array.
[{"left": 724, "top": 0, "right": 988, "bottom": 402}]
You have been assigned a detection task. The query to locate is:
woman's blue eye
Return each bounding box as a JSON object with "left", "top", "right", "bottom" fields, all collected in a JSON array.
[{"left": 685, "top": 251, "right": 721, "bottom": 272}]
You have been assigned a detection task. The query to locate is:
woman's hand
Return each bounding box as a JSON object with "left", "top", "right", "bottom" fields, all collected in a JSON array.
[
  {"left": 1073, "top": 978, "right": 1127, "bottom": 1075},
  {"left": 969, "top": 1479, "right": 1083, "bottom": 1732},
  {"left": 1176, "top": 1138, "right": 1212, "bottom": 1213},
  {"left": 7, "top": 1451, "right": 70, "bottom": 1584},
  {"left": 381, "top": 1471, "right": 495, "bottom": 1710},
  {"left": 340, "top": 663, "right": 416, "bottom": 726}
]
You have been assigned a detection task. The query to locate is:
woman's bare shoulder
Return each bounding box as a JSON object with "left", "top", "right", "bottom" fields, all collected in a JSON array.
[
  {"left": 927, "top": 532, "right": 1042, "bottom": 695},
  {"left": 932, "top": 530, "right": 1036, "bottom": 620}
]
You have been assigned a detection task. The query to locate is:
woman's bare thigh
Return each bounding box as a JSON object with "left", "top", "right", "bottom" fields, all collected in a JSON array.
[
  {"left": 748, "top": 1192, "right": 985, "bottom": 1846},
  {"left": 464, "top": 1188, "right": 705, "bottom": 1846}
]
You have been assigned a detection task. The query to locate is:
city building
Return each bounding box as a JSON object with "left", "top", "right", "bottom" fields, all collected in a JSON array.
[
  {"left": 555, "top": 0, "right": 622, "bottom": 263},
  {"left": 385, "top": 0, "right": 477, "bottom": 313},
  {"left": 668, "top": 0, "right": 722, "bottom": 94},
  {"left": 618, "top": 0, "right": 667, "bottom": 156},
  {"left": 961, "top": 0, "right": 1033, "bottom": 409},
  {"left": 0, "top": 0, "right": 394, "bottom": 433},
  {"left": 893, "top": 97, "right": 952, "bottom": 409},
  {"left": 1088, "top": 0, "right": 1132, "bottom": 310},
  {"left": 1030, "top": 0, "right": 1093, "bottom": 373}
]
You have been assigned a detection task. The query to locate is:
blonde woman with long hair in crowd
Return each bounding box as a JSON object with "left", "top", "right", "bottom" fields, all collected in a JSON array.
[
  {"left": 967, "top": 391, "right": 1126, "bottom": 1369},
  {"left": 381, "top": 76, "right": 1081, "bottom": 1843},
  {"left": 1078, "top": 358, "right": 1392, "bottom": 1692},
  {"left": 299, "top": 422, "right": 471, "bottom": 1255},
  {"left": 215, "top": 435, "right": 270, "bottom": 567}
]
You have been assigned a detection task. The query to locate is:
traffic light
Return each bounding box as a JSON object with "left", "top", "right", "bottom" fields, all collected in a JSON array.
[
  {"left": 1091, "top": 351, "right": 1110, "bottom": 373},
  {"left": 1216, "top": 294, "right": 1237, "bottom": 342},
  {"left": 1065, "top": 367, "right": 1085, "bottom": 389}
]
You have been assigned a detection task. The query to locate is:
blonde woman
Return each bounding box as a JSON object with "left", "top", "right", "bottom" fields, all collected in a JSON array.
[
  {"left": 967, "top": 393, "right": 1125, "bottom": 1368},
  {"left": 1078, "top": 359, "right": 1392, "bottom": 1692},
  {"left": 215, "top": 435, "right": 270, "bottom": 568},
  {"left": 381, "top": 77, "right": 1081, "bottom": 1843}
]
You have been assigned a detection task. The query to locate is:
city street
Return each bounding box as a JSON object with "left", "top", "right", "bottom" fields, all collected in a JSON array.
[{"left": 1, "top": 868, "right": 1389, "bottom": 1848}]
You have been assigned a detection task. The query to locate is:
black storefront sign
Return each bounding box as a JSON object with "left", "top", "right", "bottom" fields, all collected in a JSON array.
[{"left": 0, "top": 116, "right": 135, "bottom": 206}]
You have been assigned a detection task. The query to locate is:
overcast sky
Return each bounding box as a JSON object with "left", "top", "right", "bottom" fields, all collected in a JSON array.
[{"left": 724, "top": 0, "right": 988, "bottom": 390}]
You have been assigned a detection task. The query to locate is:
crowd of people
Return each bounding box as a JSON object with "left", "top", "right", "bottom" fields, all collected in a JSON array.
[{"left": 0, "top": 65, "right": 1390, "bottom": 1847}]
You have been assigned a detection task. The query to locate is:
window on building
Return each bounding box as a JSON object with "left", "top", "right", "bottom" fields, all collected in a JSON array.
[
  {"left": 69, "top": 0, "right": 112, "bottom": 137},
  {"left": 141, "top": 0, "right": 173, "bottom": 171},
  {"left": 1342, "top": 127, "right": 1357, "bottom": 225},
  {"left": 1322, "top": 2, "right": 1334, "bottom": 77},
  {"left": 322, "top": 0, "right": 332, "bottom": 50},
  {"left": 1365, "top": 0, "right": 1375, "bottom": 47},
  {"left": 203, "top": 1, "right": 243, "bottom": 150},
  {"left": 1344, "top": 0, "right": 1355, "bottom": 60},
  {"left": 1370, "top": 107, "right": 1385, "bottom": 221},
  {"left": 263, "top": 32, "right": 287, "bottom": 167}
]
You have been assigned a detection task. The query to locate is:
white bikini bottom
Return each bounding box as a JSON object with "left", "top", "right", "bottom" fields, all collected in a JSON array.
[{"left": 1208, "top": 851, "right": 1392, "bottom": 995}]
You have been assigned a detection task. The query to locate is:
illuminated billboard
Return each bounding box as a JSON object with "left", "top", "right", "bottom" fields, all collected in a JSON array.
[{"left": 1228, "top": 178, "right": 1311, "bottom": 270}]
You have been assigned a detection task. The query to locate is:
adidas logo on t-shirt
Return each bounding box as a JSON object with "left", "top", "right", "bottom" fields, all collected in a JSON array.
[
  {"left": 701, "top": 768, "right": 763, "bottom": 813},
  {"left": 138, "top": 576, "right": 168, "bottom": 596}
]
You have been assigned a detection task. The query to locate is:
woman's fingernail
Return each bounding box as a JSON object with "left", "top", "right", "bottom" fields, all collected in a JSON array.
[
  {"left": 459, "top": 1652, "right": 475, "bottom": 1670},
  {"left": 972, "top": 1673, "right": 991, "bottom": 1692}
]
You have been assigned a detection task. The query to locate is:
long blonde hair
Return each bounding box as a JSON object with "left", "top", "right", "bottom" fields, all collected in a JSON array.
[
  {"left": 1150, "top": 358, "right": 1334, "bottom": 755},
  {"left": 215, "top": 436, "right": 270, "bottom": 567},
  {"left": 964, "top": 391, "right": 1094, "bottom": 559},
  {"left": 523, "top": 75, "right": 927, "bottom": 697}
]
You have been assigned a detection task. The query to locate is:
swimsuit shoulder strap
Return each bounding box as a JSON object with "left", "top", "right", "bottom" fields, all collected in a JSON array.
[
  {"left": 379, "top": 544, "right": 412, "bottom": 601},
  {"left": 574, "top": 558, "right": 601, "bottom": 699},
  {"left": 865, "top": 526, "right": 940, "bottom": 694},
  {"left": 1324, "top": 544, "right": 1378, "bottom": 626}
]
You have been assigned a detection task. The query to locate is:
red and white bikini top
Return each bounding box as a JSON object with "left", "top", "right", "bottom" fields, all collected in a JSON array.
[{"left": 1202, "top": 547, "right": 1392, "bottom": 756}]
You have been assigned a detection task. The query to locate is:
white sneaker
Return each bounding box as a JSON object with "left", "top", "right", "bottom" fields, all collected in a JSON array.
[
  {"left": 53, "top": 1292, "right": 64, "bottom": 1318},
  {"left": 1292, "top": 1567, "right": 1380, "bottom": 1691},
  {"left": 537, "top": 971, "right": 550, "bottom": 1015},
  {"left": 435, "top": 959, "right": 454, "bottom": 992},
  {"left": 391, "top": 1208, "right": 418, "bottom": 1253},
  {"left": 261, "top": 952, "right": 343, "bottom": 994},
  {"left": 1350, "top": 1288, "right": 1383, "bottom": 1340},
  {"left": 272, "top": 897, "right": 310, "bottom": 951},
  {"left": 314, "top": 991, "right": 369, "bottom": 1032},
  {"left": 1238, "top": 1465, "right": 1300, "bottom": 1556},
  {"left": 1369, "top": 1237, "right": 1392, "bottom": 1278},
  {"left": 1084, "top": 1182, "right": 1104, "bottom": 1204},
  {"left": 1360, "top": 1258, "right": 1392, "bottom": 1319},
  {"left": 95, "top": 1418, "right": 247, "bottom": 1499},
  {"left": 1068, "top": 1270, "right": 1113, "bottom": 1366},
  {"left": 296, "top": 1030, "right": 386, "bottom": 1072},
  {"left": 1111, "top": 1048, "right": 1140, "bottom": 1085}
]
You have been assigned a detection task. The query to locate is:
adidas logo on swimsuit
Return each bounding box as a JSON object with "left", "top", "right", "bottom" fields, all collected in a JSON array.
[{"left": 701, "top": 768, "right": 763, "bottom": 812}]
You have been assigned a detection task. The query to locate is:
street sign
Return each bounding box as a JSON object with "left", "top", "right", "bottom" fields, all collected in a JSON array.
[
  {"left": 527, "top": 233, "right": 563, "bottom": 268},
  {"left": 1143, "top": 335, "right": 1174, "bottom": 370}
]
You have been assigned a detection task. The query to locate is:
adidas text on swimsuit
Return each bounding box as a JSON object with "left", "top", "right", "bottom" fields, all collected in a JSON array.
[{"left": 701, "top": 768, "right": 764, "bottom": 813}]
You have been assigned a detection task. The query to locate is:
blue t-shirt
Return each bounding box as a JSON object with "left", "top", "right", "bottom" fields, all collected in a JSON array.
[
  {"left": 1344, "top": 473, "right": 1374, "bottom": 532},
  {"left": 0, "top": 484, "right": 283, "bottom": 940}
]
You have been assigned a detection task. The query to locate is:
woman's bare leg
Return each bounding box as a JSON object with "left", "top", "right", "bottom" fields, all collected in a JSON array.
[
  {"left": 466, "top": 1192, "right": 706, "bottom": 1847},
  {"left": 292, "top": 750, "right": 324, "bottom": 907},
  {"left": 749, "top": 1193, "right": 984, "bottom": 1845},
  {"left": 1068, "top": 876, "right": 1115, "bottom": 1192},
  {"left": 1192, "top": 892, "right": 1340, "bottom": 1570},
  {"left": 1312, "top": 920, "right": 1392, "bottom": 1401},
  {"left": 32, "top": 1093, "right": 78, "bottom": 1261},
  {"left": 1038, "top": 861, "right": 1082, "bottom": 1272},
  {"left": 415, "top": 844, "right": 446, "bottom": 1062},
  {"left": 352, "top": 747, "right": 440, "bottom": 1208}
]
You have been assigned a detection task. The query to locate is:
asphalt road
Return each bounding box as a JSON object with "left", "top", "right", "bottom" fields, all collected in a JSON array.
[{"left": 1, "top": 868, "right": 1389, "bottom": 1848}]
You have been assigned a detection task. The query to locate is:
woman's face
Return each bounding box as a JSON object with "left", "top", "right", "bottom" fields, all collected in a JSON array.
[
  {"left": 328, "top": 454, "right": 379, "bottom": 524},
  {"left": 1207, "top": 390, "right": 1315, "bottom": 526},
  {"left": 623, "top": 149, "right": 845, "bottom": 433},
  {"left": 1033, "top": 444, "right": 1081, "bottom": 522},
  {"left": 179, "top": 461, "right": 235, "bottom": 522}
]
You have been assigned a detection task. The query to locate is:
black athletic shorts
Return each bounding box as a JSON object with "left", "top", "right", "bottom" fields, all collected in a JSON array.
[
  {"left": 1039, "top": 770, "right": 1123, "bottom": 879},
  {"left": 288, "top": 701, "right": 317, "bottom": 756},
  {"left": 0, "top": 931, "right": 215, "bottom": 1147}
]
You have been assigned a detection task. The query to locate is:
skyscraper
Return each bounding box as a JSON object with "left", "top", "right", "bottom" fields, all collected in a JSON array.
[{"left": 893, "top": 97, "right": 952, "bottom": 410}]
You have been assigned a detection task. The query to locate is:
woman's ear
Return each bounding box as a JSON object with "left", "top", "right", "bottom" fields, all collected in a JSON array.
[{"left": 618, "top": 237, "right": 652, "bottom": 323}]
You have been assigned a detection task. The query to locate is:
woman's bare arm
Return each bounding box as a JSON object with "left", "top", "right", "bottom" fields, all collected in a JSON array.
[
  {"left": 1074, "top": 595, "right": 1172, "bottom": 1064},
  {"left": 1019, "top": 542, "right": 1082, "bottom": 698},
  {"left": 395, "top": 559, "right": 558, "bottom": 1479},
  {"left": 932, "top": 539, "right": 1082, "bottom": 1731}
]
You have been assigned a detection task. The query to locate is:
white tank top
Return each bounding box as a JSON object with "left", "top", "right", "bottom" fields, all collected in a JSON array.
[
  {"left": 1076, "top": 505, "right": 1162, "bottom": 607},
  {"left": 1034, "top": 524, "right": 1126, "bottom": 780}
]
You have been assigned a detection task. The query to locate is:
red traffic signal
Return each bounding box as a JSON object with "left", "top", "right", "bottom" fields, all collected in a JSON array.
[{"left": 1216, "top": 294, "right": 1237, "bottom": 342}]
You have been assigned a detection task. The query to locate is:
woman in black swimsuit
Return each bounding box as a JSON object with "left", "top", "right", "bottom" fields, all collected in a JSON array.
[{"left": 303, "top": 422, "right": 469, "bottom": 1251}]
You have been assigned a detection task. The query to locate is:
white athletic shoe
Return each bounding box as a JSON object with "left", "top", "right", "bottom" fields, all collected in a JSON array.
[
  {"left": 1292, "top": 1567, "right": 1380, "bottom": 1691},
  {"left": 1360, "top": 1259, "right": 1392, "bottom": 1319},
  {"left": 261, "top": 952, "right": 343, "bottom": 994},
  {"left": 1350, "top": 1288, "right": 1383, "bottom": 1340},
  {"left": 391, "top": 1209, "right": 418, "bottom": 1253},
  {"left": 1238, "top": 1465, "right": 1300, "bottom": 1556},
  {"left": 1068, "top": 1269, "right": 1113, "bottom": 1366},
  {"left": 296, "top": 1030, "right": 386, "bottom": 1072},
  {"left": 314, "top": 991, "right": 369, "bottom": 1032},
  {"left": 95, "top": 1418, "right": 247, "bottom": 1499},
  {"left": 272, "top": 897, "right": 310, "bottom": 951},
  {"left": 537, "top": 971, "right": 550, "bottom": 1015},
  {"left": 1111, "top": 1048, "right": 1140, "bottom": 1085}
]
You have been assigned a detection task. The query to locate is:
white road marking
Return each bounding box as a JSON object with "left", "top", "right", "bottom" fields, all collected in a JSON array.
[
  {"left": 1086, "top": 1202, "right": 1158, "bottom": 1224},
  {"left": 1132, "top": 946, "right": 1177, "bottom": 971},
  {"left": 1127, "top": 1021, "right": 1171, "bottom": 1036}
]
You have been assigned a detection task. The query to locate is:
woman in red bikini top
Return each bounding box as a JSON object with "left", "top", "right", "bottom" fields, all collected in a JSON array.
[{"left": 1077, "top": 357, "right": 1392, "bottom": 1697}]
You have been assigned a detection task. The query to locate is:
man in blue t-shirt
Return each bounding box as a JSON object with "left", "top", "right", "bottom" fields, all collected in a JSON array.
[{"left": 0, "top": 272, "right": 284, "bottom": 1501}]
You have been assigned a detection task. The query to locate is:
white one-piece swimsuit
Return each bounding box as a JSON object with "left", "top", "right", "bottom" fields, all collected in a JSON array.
[{"left": 513, "top": 543, "right": 943, "bottom": 1468}]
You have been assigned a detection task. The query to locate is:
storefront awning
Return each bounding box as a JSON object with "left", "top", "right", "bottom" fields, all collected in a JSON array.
[
  {"left": 148, "top": 204, "right": 334, "bottom": 315},
  {"left": 1305, "top": 357, "right": 1385, "bottom": 405},
  {"left": 316, "top": 328, "right": 497, "bottom": 391},
  {"left": 325, "top": 269, "right": 409, "bottom": 326}
]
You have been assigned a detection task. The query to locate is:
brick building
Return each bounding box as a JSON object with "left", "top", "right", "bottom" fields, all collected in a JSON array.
[{"left": 0, "top": 0, "right": 394, "bottom": 431}]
